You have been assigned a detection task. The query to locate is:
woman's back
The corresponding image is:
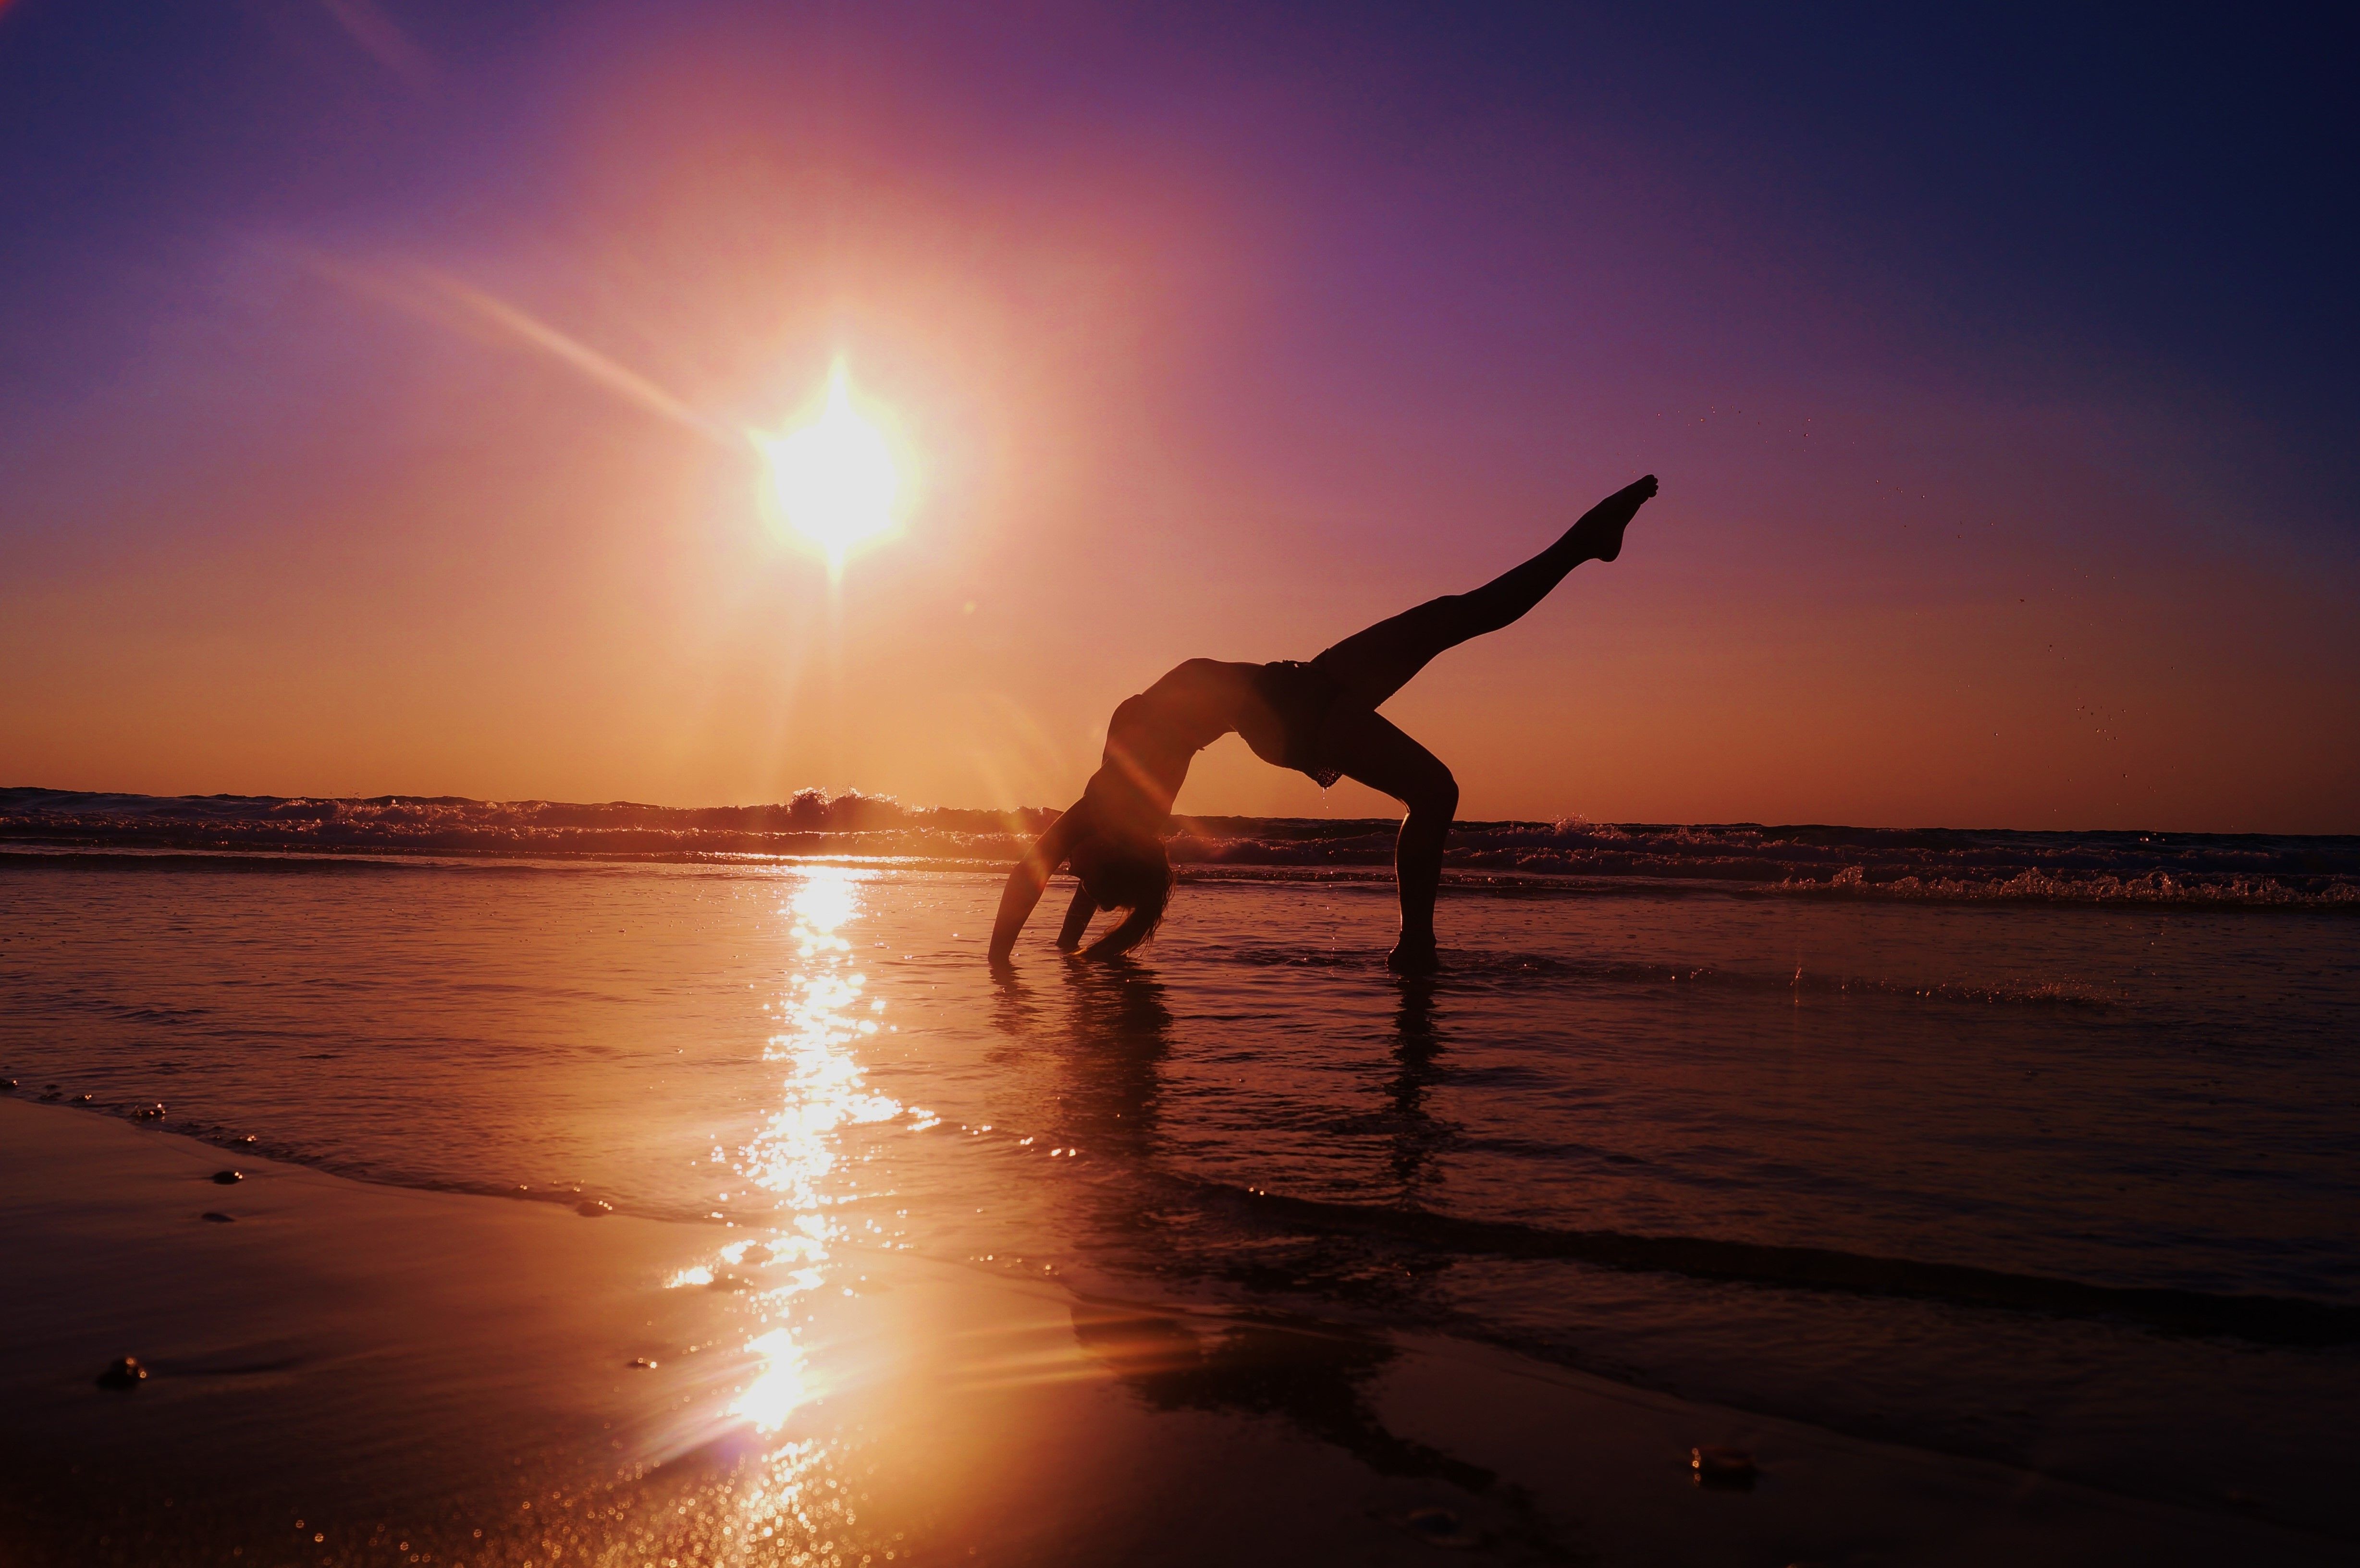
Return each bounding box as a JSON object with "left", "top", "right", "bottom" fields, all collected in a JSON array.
[{"left": 1089, "top": 660, "right": 1265, "bottom": 837}]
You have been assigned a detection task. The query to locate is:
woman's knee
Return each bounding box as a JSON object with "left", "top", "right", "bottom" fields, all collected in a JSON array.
[{"left": 1410, "top": 767, "right": 1458, "bottom": 822}]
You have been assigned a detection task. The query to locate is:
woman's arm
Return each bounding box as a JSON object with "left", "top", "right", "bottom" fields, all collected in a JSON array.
[
  {"left": 1054, "top": 885, "right": 1100, "bottom": 950},
  {"left": 987, "top": 802, "right": 1085, "bottom": 964}
]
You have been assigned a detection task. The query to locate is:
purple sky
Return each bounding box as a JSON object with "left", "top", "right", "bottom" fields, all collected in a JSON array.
[{"left": 3, "top": 1, "right": 2354, "bottom": 828}]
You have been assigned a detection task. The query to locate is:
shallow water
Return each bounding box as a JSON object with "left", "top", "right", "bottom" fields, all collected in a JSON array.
[{"left": 3, "top": 850, "right": 2356, "bottom": 1538}]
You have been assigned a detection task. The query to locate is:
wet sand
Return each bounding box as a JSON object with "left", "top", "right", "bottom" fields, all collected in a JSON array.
[{"left": 0, "top": 1096, "right": 2337, "bottom": 1567}]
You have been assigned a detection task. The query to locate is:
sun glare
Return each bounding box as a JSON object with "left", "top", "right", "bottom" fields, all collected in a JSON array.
[{"left": 761, "top": 361, "right": 900, "bottom": 573}]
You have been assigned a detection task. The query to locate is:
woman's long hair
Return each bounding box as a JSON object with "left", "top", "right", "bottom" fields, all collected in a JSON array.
[{"left": 1069, "top": 832, "right": 1175, "bottom": 945}]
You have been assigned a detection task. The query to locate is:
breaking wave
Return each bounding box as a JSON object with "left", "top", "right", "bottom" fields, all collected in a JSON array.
[
  {"left": 0, "top": 786, "right": 1048, "bottom": 866},
  {"left": 5, "top": 787, "right": 2355, "bottom": 908}
]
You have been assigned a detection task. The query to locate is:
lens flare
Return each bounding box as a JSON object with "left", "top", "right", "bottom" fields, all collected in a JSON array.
[
  {"left": 761, "top": 361, "right": 900, "bottom": 573},
  {"left": 733, "top": 1327, "right": 811, "bottom": 1432}
]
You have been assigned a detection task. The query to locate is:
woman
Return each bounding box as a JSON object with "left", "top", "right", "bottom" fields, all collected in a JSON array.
[{"left": 988, "top": 474, "right": 1657, "bottom": 971}]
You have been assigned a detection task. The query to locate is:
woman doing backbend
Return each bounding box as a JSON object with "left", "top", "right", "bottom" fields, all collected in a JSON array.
[{"left": 988, "top": 474, "right": 1658, "bottom": 971}]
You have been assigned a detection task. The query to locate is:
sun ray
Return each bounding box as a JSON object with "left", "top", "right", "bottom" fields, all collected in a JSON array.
[{"left": 300, "top": 249, "right": 741, "bottom": 448}]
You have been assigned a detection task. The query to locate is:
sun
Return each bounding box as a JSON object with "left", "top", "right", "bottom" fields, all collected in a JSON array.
[{"left": 760, "top": 361, "right": 900, "bottom": 573}]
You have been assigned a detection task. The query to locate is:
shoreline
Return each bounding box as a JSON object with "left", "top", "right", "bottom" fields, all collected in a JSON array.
[
  {"left": 1, "top": 1097, "right": 2339, "bottom": 1567},
  {"left": 10, "top": 847, "right": 2359, "bottom": 918}
]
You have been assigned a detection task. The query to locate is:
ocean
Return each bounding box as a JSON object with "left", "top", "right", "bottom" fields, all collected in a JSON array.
[{"left": 3, "top": 789, "right": 2356, "bottom": 1544}]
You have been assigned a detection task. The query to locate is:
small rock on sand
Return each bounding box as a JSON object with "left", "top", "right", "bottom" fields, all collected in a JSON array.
[
  {"left": 212, "top": 1170, "right": 243, "bottom": 1185},
  {"left": 96, "top": 1357, "right": 148, "bottom": 1390},
  {"left": 1400, "top": 1507, "right": 1481, "bottom": 1548},
  {"left": 577, "top": 1199, "right": 613, "bottom": 1217},
  {"left": 1691, "top": 1446, "right": 1757, "bottom": 1489},
  {"left": 201, "top": 1212, "right": 235, "bottom": 1224},
  {"left": 628, "top": 1357, "right": 658, "bottom": 1370}
]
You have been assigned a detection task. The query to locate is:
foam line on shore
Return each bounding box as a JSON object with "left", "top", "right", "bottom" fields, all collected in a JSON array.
[{"left": 1161, "top": 1176, "right": 2360, "bottom": 1347}]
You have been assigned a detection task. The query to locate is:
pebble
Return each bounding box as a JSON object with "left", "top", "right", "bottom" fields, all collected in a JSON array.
[
  {"left": 133, "top": 1103, "right": 166, "bottom": 1120},
  {"left": 1401, "top": 1507, "right": 1480, "bottom": 1548},
  {"left": 627, "top": 1357, "right": 658, "bottom": 1370},
  {"left": 95, "top": 1357, "right": 148, "bottom": 1390},
  {"left": 1, "top": 1078, "right": 17, "bottom": 1090},
  {"left": 201, "top": 1213, "right": 235, "bottom": 1224},
  {"left": 234, "top": 1134, "right": 258, "bottom": 1146},
  {"left": 72, "top": 1093, "right": 93, "bottom": 1104},
  {"left": 212, "top": 1170, "right": 243, "bottom": 1185},
  {"left": 576, "top": 1199, "right": 613, "bottom": 1217},
  {"left": 1691, "top": 1446, "right": 1757, "bottom": 1489}
]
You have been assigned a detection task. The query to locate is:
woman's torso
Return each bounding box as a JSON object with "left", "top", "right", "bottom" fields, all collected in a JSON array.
[{"left": 1087, "top": 659, "right": 1275, "bottom": 830}]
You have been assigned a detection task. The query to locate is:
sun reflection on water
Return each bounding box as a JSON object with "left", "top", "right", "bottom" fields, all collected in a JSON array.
[
  {"left": 640, "top": 866, "right": 929, "bottom": 1561},
  {"left": 724, "top": 869, "right": 902, "bottom": 1424},
  {"left": 603, "top": 869, "right": 920, "bottom": 1562},
  {"left": 742, "top": 867, "right": 908, "bottom": 1216},
  {"left": 734, "top": 1328, "right": 810, "bottom": 1433}
]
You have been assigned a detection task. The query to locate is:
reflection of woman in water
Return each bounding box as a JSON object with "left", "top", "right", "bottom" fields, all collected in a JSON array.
[{"left": 989, "top": 475, "right": 1657, "bottom": 971}]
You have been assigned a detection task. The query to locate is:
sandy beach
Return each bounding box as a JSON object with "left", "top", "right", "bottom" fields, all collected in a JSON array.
[{"left": 1, "top": 1094, "right": 2336, "bottom": 1568}]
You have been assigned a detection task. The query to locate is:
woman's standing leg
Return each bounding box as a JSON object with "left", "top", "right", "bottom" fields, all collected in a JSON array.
[
  {"left": 1316, "top": 709, "right": 1459, "bottom": 971},
  {"left": 1313, "top": 475, "right": 1656, "bottom": 709}
]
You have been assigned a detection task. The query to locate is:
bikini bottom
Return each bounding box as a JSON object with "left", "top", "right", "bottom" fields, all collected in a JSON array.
[{"left": 1247, "top": 659, "right": 1348, "bottom": 788}]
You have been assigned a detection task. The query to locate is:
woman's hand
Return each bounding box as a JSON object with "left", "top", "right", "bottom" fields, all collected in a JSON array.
[
  {"left": 987, "top": 801, "right": 1086, "bottom": 963},
  {"left": 1054, "top": 884, "right": 1100, "bottom": 951}
]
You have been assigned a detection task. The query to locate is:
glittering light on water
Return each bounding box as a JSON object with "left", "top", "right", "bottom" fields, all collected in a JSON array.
[
  {"left": 740, "top": 868, "right": 907, "bottom": 1215},
  {"left": 733, "top": 1327, "right": 810, "bottom": 1432},
  {"left": 638, "top": 862, "right": 933, "bottom": 1531}
]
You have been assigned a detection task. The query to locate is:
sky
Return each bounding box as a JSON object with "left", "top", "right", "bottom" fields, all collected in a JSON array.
[{"left": 2, "top": 0, "right": 2354, "bottom": 830}]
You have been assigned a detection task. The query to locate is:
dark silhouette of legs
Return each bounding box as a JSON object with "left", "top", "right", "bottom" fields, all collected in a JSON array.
[
  {"left": 1311, "top": 474, "right": 1656, "bottom": 709},
  {"left": 1309, "top": 474, "right": 1656, "bottom": 969}
]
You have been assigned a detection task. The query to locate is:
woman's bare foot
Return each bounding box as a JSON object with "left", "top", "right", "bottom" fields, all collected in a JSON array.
[
  {"left": 1387, "top": 938, "right": 1442, "bottom": 974},
  {"left": 1569, "top": 474, "right": 1657, "bottom": 563}
]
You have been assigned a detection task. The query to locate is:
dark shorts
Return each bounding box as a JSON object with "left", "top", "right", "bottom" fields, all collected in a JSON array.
[{"left": 1247, "top": 660, "right": 1348, "bottom": 788}]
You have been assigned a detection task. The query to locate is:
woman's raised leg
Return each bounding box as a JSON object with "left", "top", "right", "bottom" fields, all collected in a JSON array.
[{"left": 1313, "top": 474, "right": 1656, "bottom": 709}]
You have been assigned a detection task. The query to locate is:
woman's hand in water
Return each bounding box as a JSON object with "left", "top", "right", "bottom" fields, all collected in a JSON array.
[
  {"left": 1054, "top": 885, "right": 1099, "bottom": 951},
  {"left": 987, "top": 800, "right": 1088, "bottom": 963}
]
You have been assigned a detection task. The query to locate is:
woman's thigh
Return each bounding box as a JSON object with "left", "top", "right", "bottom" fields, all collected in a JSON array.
[
  {"left": 1315, "top": 706, "right": 1455, "bottom": 809},
  {"left": 1311, "top": 596, "right": 1474, "bottom": 709}
]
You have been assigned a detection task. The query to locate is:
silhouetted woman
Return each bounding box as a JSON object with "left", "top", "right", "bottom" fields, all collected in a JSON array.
[{"left": 988, "top": 475, "right": 1657, "bottom": 971}]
